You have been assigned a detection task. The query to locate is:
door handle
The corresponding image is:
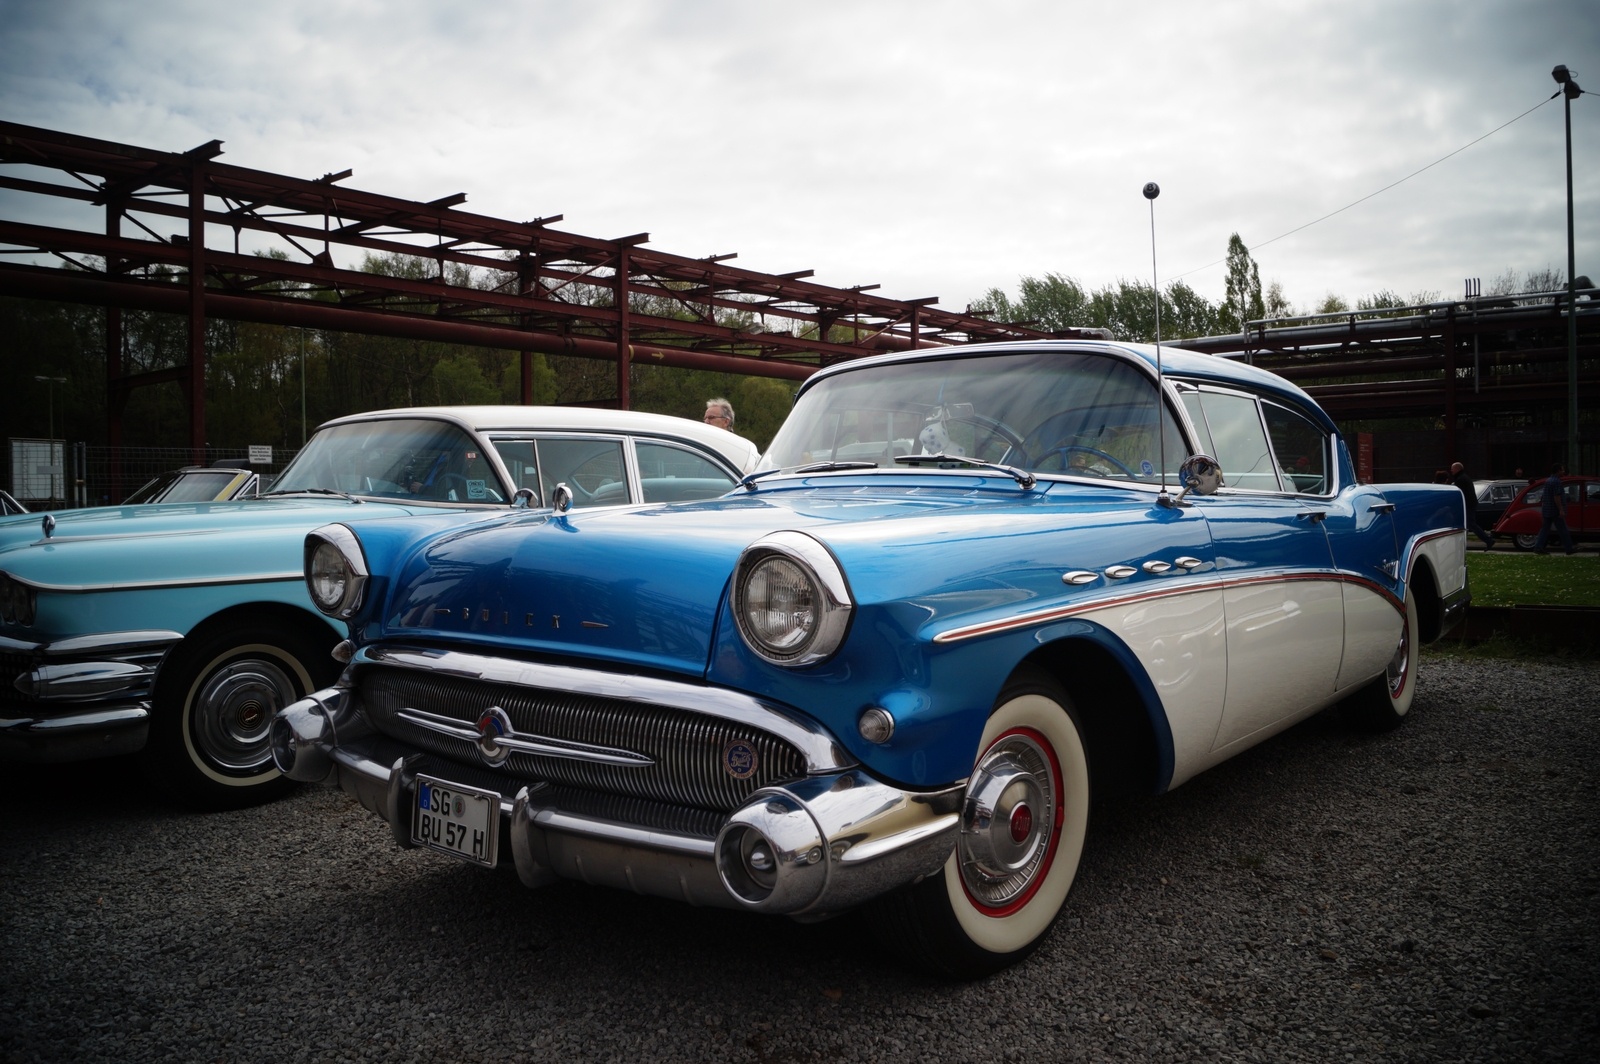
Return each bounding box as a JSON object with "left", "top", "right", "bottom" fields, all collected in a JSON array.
[
  {"left": 1369, "top": 502, "right": 1396, "bottom": 514},
  {"left": 1297, "top": 511, "right": 1328, "bottom": 523}
]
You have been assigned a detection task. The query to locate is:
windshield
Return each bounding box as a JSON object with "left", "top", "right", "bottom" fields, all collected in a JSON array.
[
  {"left": 763, "top": 351, "right": 1187, "bottom": 484},
  {"left": 271, "top": 418, "right": 507, "bottom": 503}
]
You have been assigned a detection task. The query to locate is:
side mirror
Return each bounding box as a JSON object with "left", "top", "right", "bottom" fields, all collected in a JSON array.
[
  {"left": 551, "top": 482, "right": 574, "bottom": 514},
  {"left": 511, "top": 487, "right": 537, "bottom": 509},
  {"left": 1178, "top": 454, "right": 1223, "bottom": 499}
]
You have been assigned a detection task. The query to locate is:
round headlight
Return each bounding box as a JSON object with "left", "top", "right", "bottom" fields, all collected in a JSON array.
[
  {"left": 309, "top": 541, "right": 349, "bottom": 610},
  {"left": 732, "top": 532, "right": 853, "bottom": 668},
  {"left": 303, "top": 525, "right": 369, "bottom": 619},
  {"left": 743, "top": 555, "right": 819, "bottom": 654}
]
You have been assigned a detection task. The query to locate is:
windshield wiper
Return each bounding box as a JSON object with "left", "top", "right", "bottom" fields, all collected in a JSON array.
[
  {"left": 893, "top": 453, "right": 1037, "bottom": 489},
  {"left": 739, "top": 461, "right": 879, "bottom": 491},
  {"left": 263, "top": 488, "right": 364, "bottom": 504}
]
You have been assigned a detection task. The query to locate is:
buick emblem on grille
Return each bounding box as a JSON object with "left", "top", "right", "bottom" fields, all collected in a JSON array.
[
  {"left": 476, "top": 706, "right": 514, "bottom": 766},
  {"left": 721, "top": 739, "right": 758, "bottom": 779}
]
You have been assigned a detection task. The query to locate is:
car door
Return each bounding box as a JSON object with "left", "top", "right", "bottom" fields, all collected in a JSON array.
[
  {"left": 1260, "top": 400, "right": 1403, "bottom": 692},
  {"left": 1179, "top": 386, "right": 1345, "bottom": 753},
  {"left": 490, "top": 435, "right": 634, "bottom": 510}
]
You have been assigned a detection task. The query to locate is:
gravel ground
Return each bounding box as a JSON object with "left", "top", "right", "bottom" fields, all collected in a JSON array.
[{"left": 3, "top": 656, "right": 1597, "bottom": 1064}]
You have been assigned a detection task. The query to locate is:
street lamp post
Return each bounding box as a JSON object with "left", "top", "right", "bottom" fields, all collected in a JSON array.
[
  {"left": 34, "top": 374, "right": 67, "bottom": 503},
  {"left": 1554, "top": 65, "right": 1585, "bottom": 472}
]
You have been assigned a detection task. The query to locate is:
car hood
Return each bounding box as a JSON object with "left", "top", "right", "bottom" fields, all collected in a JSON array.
[
  {"left": 0, "top": 497, "right": 422, "bottom": 589},
  {"left": 377, "top": 475, "right": 1170, "bottom": 677}
]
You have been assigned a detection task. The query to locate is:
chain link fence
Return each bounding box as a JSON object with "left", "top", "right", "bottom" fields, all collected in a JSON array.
[{"left": 5, "top": 440, "right": 300, "bottom": 510}]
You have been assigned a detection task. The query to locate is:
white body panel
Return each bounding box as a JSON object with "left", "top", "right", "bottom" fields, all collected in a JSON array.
[
  {"left": 1336, "top": 583, "right": 1402, "bottom": 690},
  {"left": 1413, "top": 531, "right": 1467, "bottom": 598},
  {"left": 1078, "top": 588, "right": 1228, "bottom": 791},
  {"left": 1211, "top": 578, "right": 1344, "bottom": 751}
]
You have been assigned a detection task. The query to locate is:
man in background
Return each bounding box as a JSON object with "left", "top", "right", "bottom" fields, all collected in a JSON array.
[
  {"left": 704, "top": 398, "right": 736, "bottom": 431},
  {"left": 1534, "top": 463, "right": 1576, "bottom": 555},
  {"left": 1450, "top": 462, "right": 1495, "bottom": 549}
]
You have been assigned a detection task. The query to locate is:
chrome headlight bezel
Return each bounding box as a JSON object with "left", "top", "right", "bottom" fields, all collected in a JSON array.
[
  {"left": 731, "top": 531, "right": 853, "bottom": 668},
  {"left": 303, "top": 524, "right": 370, "bottom": 620}
]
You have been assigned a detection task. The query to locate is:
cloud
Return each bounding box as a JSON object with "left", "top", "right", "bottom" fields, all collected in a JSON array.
[{"left": 1, "top": 0, "right": 1595, "bottom": 314}]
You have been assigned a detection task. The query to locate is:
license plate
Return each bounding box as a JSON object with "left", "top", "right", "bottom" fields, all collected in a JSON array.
[{"left": 411, "top": 775, "right": 499, "bottom": 869}]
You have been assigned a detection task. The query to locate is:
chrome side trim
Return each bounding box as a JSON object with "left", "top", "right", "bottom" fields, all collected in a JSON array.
[
  {"left": 395, "top": 706, "right": 656, "bottom": 768},
  {"left": 0, "top": 703, "right": 149, "bottom": 733},
  {"left": 0, "top": 569, "right": 301, "bottom": 594},
  {"left": 39, "top": 630, "right": 183, "bottom": 657},
  {"left": 352, "top": 644, "right": 856, "bottom": 774},
  {"left": 931, "top": 568, "right": 1411, "bottom": 645}
]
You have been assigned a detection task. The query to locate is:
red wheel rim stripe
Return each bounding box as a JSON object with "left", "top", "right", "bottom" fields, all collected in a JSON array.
[{"left": 961, "top": 725, "right": 1066, "bottom": 919}]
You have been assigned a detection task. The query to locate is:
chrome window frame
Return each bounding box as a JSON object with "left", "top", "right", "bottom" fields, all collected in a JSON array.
[
  {"left": 486, "top": 432, "right": 637, "bottom": 510},
  {"left": 1170, "top": 380, "right": 1340, "bottom": 500}
]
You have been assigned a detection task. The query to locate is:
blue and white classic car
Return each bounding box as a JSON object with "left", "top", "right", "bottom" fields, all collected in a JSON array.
[
  {"left": 272, "top": 341, "right": 1467, "bottom": 977},
  {"left": 0, "top": 408, "right": 757, "bottom": 808}
]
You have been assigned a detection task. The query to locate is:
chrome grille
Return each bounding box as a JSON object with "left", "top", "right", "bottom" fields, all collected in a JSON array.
[{"left": 361, "top": 666, "right": 807, "bottom": 812}]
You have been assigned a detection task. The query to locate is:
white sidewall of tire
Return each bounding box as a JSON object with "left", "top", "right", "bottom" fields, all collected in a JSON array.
[
  {"left": 1392, "top": 586, "right": 1420, "bottom": 718},
  {"left": 179, "top": 641, "right": 312, "bottom": 787},
  {"left": 942, "top": 692, "right": 1091, "bottom": 954}
]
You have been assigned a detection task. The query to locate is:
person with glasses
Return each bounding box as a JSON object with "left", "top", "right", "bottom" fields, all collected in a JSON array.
[{"left": 703, "top": 398, "right": 735, "bottom": 430}]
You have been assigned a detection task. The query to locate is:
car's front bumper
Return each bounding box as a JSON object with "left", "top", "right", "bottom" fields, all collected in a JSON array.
[
  {"left": 274, "top": 682, "right": 963, "bottom": 917},
  {"left": 0, "top": 630, "right": 181, "bottom": 762}
]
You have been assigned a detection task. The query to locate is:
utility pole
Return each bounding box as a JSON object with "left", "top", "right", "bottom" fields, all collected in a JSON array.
[
  {"left": 1554, "top": 65, "right": 1585, "bottom": 471},
  {"left": 300, "top": 328, "right": 307, "bottom": 446}
]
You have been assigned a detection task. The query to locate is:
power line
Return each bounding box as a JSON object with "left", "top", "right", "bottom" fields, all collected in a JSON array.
[{"left": 1170, "top": 91, "right": 1561, "bottom": 281}]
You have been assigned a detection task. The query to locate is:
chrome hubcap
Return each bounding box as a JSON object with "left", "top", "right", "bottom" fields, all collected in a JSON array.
[
  {"left": 192, "top": 658, "right": 298, "bottom": 773},
  {"left": 958, "top": 732, "right": 1056, "bottom": 910},
  {"left": 1387, "top": 616, "right": 1411, "bottom": 700}
]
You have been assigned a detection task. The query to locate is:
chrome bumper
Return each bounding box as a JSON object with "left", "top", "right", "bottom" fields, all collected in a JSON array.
[
  {"left": 0, "top": 629, "right": 181, "bottom": 762},
  {"left": 0, "top": 701, "right": 150, "bottom": 762},
  {"left": 273, "top": 685, "right": 961, "bottom": 917}
]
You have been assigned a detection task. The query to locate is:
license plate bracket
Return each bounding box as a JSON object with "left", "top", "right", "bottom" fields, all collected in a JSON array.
[{"left": 411, "top": 774, "right": 500, "bottom": 869}]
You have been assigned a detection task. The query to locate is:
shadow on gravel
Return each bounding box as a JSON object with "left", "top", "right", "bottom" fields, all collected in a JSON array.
[{"left": 3, "top": 660, "right": 1597, "bottom": 1064}]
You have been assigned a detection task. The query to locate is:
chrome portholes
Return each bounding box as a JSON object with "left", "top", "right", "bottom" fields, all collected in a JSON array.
[
  {"left": 957, "top": 730, "right": 1059, "bottom": 913},
  {"left": 190, "top": 657, "right": 299, "bottom": 773}
]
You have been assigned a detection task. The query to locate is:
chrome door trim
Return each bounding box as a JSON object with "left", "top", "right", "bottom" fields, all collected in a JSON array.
[
  {"left": 351, "top": 644, "right": 856, "bottom": 774},
  {"left": 0, "top": 567, "right": 302, "bottom": 594}
]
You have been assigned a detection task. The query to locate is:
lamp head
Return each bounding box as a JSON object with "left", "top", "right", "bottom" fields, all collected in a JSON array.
[
  {"left": 1142, "top": 182, "right": 1160, "bottom": 201},
  {"left": 1553, "top": 65, "right": 1571, "bottom": 84}
]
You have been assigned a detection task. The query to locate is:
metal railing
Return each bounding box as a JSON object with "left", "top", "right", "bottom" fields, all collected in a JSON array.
[{"left": 5, "top": 442, "right": 299, "bottom": 510}]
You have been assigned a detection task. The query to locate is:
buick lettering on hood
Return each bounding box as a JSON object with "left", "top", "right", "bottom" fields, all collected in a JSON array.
[{"left": 273, "top": 341, "right": 1467, "bottom": 977}]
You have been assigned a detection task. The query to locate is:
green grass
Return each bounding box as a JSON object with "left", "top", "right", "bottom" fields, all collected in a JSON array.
[{"left": 1466, "top": 551, "right": 1600, "bottom": 608}]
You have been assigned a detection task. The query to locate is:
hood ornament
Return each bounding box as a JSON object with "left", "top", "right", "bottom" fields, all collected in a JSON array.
[{"left": 41, "top": 514, "right": 55, "bottom": 540}]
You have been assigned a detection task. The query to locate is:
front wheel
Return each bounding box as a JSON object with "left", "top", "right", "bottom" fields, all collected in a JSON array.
[
  {"left": 1513, "top": 532, "right": 1538, "bottom": 552},
  {"left": 1341, "top": 584, "right": 1420, "bottom": 732},
  {"left": 140, "top": 620, "right": 339, "bottom": 810},
  {"left": 870, "top": 666, "right": 1091, "bottom": 979}
]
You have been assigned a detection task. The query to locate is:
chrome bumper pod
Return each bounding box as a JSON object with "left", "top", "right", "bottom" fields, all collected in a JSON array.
[{"left": 270, "top": 686, "right": 374, "bottom": 783}]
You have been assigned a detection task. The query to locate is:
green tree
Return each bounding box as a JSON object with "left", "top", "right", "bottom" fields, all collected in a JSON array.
[{"left": 1218, "top": 234, "right": 1264, "bottom": 333}]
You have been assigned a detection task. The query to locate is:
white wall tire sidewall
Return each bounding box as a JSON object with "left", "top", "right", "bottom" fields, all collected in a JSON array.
[
  {"left": 179, "top": 642, "right": 312, "bottom": 787},
  {"left": 943, "top": 692, "right": 1090, "bottom": 955},
  {"left": 1391, "top": 586, "right": 1420, "bottom": 719}
]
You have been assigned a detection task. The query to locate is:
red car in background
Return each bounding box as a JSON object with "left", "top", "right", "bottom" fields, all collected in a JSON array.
[{"left": 1492, "top": 475, "right": 1600, "bottom": 550}]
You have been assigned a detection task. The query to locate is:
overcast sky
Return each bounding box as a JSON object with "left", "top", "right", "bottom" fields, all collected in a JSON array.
[{"left": 2, "top": 1, "right": 1596, "bottom": 318}]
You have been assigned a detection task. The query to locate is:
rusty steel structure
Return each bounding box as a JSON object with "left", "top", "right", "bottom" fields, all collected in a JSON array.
[
  {"left": 1175, "top": 291, "right": 1600, "bottom": 469},
  {"left": 0, "top": 121, "right": 1072, "bottom": 468}
]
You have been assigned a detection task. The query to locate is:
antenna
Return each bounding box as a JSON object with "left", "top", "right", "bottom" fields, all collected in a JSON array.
[{"left": 1144, "top": 181, "right": 1172, "bottom": 506}]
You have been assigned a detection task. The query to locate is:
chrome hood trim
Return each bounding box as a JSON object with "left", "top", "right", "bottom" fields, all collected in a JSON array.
[{"left": 349, "top": 644, "right": 857, "bottom": 774}]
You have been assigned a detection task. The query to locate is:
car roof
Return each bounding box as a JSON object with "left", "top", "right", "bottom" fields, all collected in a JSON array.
[
  {"left": 315, "top": 405, "right": 759, "bottom": 470},
  {"left": 798, "top": 339, "right": 1339, "bottom": 434}
]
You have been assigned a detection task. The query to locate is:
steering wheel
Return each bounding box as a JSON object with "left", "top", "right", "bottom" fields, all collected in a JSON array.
[
  {"left": 1036, "top": 445, "right": 1136, "bottom": 478},
  {"left": 426, "top": 472, "right": 472, "bottom": 500}
]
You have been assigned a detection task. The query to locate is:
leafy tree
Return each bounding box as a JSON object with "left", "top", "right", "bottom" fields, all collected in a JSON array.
[
  {"left": 1264, "top": 281, "right": 1293, "bottom": 320},
  {"left": 1316, "top": 293, "right": 1351, "bottom": 314},
  {"left": 1218, "top": 234, "right": 1264, "bottom": 333}
]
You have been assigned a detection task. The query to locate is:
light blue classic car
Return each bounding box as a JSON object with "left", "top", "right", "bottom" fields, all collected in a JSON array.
[
  {"left": 0, "top": 407, "right": 758, "bottom": 808},
  {"left": 273, "top": 341, "right": 1467, "bottom": 977}
]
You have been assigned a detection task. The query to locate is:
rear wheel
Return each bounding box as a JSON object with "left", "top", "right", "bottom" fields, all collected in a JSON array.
[
  {"left": 141, "top": 619, "right": 339, "bottom": 810},
  {"left": 1342, "top": 584, "right": 1420, "bottom": 732},
  {"left": 1513, "top": 533, "right": 1538, "bottom": 552},
  {"left": 870, "top": 666, "right": 1090, "bottom": 979}
]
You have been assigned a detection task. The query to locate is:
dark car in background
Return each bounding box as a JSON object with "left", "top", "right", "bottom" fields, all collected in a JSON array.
[
  {"left": 1473, "top": 479, "right": 1529, "bottom": 531},
  {"left": 123, "top": 463, "right": 263, "bottom": 505}
]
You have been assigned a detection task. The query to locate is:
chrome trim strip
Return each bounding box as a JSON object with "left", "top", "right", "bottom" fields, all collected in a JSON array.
[
  {"left": 351, "top": 644, "right": 856, "bottom": 773},
  {"left": 0, "top": 569, "right": 300, "bottom": 594},
  {"left": 395, "top": 706, "right": 656, "bottom": 768},
  {"left": 0, "top": 703, "right": 150, "bottom": 733},
  {"left": 40, "top": 630, "right": 183, "bottom": 657},
  {"left": 530, "top": 807, "right": 715, "bottom": 858},
  {"left": 931, "top": 568, "right": 1408, "bottom": 645}
]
